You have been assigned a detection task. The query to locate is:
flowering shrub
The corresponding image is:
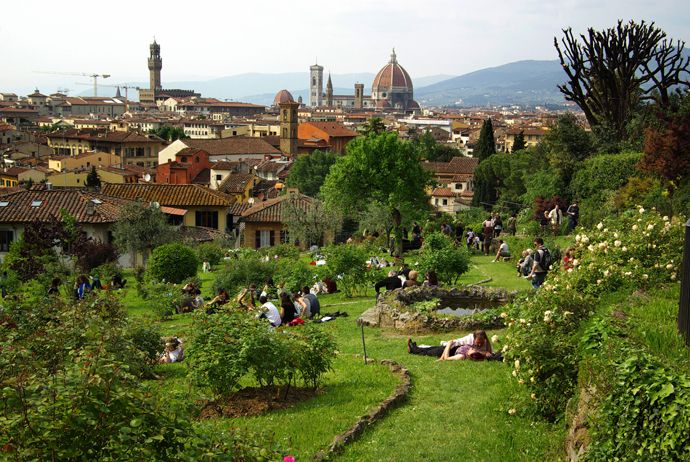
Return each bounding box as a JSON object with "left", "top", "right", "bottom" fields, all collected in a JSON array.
[
  {"left": 417, "top": 232, "right": 470, "bottom": 285},
  {"left": 503, "top": 208, "right": 684, "bottom": 419}
]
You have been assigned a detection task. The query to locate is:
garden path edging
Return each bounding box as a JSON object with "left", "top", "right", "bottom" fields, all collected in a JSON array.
[{"left": 313, "top": 359, "right": 411, "bottom": 461}]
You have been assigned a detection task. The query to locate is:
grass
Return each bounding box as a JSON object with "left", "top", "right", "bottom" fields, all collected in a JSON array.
[{"left": 121, "top": 257, "right": 565, "bottom": 461}]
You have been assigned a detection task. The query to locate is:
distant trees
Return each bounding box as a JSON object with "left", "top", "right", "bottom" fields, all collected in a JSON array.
[
  {"left": 475, "top": 118, "right": 496, "bottom": 161},
  {"left": 280, "top": 194, "right": 341, "bottom": 246},
  {"left": 511, "top": 131, "right": 526, "bottom": 152},
  {"left": 555, "top": 20, "right": 690, "bottom": 143},
  {"left": 413, "top": 131, "right": 461, "bottom": 162},
  {"left": 285, "top": 150, "right": 337, "bottom": 197},
  {"left": 359, "top": 117, "right": 387, "bottom": 137},
  {"left": 85, "top": 166, "right": 101, "bottom": 189},
  {"left": 149, "top": 125, "right": 187, "bottom": 141}
]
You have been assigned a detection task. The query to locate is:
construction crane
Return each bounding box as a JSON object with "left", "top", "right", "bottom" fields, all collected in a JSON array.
[{"left": 34, "top": 71, "right": 111, "bottom": 96}]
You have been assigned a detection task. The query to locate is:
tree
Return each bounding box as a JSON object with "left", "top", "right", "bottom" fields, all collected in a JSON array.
[
  {"left": 413, "top": 131, "right": 461, "bottom": 162},
  {"left": 475, "top": 118, "right": 496, "bottom": 161},
  {"left": 359, "top": 117, "right": 387, "bottom": 137},
  {"left": 281, "top": 193, "right": 341, "bottom": 246},
  {"left": 511, "top": 131, "right": 526, "bottom": 152},
  {"left": 637, "top": 112, "right": 690, "bottom": 205},
  {"left": 285, "top": 150, "right": 337, "bottom": 197},
  {"left": 85, "top": 166, "right": 101, "bottom": 189},
  {"left": 149, "top": 125, "right": 187, "bottom": 141},
  {"left": 322, "top": 132, "right": 432, "bottom": 255},
  {"left": 555, "top": 20, "right": 690, "bottom": 143},
  {"left": 542, "top": 113, "right": 594, "bottom": 190},
  {"left": 112, "top": 201, "right": 174, "bottom": 267}
]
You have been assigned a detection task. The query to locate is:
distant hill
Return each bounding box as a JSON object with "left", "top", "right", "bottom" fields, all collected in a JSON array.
[{"left": 415, "top": 60, "right": 568, "bottom": 107}]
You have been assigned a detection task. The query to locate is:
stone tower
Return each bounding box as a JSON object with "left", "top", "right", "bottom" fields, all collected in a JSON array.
[
  {"left": 354, "top": 83, "right": 364, "bottom": 109},
  {"left": 279, "top": 101, "right": 299, "bottom": 156},
  {"left": 148, "top": 39, "right": 162, "bottom": 91},
  {"left": 325, "top": 74, "right": 333, "bottom": 107},
  {"left": 309, "top": 63, "right": 323, "bottom": 107}
]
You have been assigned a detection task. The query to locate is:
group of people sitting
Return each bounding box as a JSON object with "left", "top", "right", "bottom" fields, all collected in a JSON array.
[
  {"left": 47, "top": 273, "right": 127, "bottom": 299},
  {"left": 374, "top": 263, "right": 439, "bottom": 297}
]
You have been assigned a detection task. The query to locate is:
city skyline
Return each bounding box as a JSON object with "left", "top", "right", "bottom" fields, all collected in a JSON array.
[{"left": 2, "top": 0, "right": 689, "bottom": 95}]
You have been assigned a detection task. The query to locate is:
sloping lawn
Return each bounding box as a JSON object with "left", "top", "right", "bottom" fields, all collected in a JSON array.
[{"left": 122, "top": 257, "right": 564, "bottom": 461}]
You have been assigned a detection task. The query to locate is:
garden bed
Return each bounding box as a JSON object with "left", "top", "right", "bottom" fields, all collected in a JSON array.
[{"left": 199, "top": 386, "right": 322, "bottom": 418}]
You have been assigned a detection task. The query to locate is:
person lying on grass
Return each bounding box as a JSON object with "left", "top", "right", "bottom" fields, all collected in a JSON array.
[{"left": 407, "top": 330, "right": 495, "bottom": 361}]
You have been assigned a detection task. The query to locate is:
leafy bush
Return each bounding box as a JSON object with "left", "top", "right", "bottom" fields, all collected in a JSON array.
[
  {"left": 0, "top": 288, "right": 284, "bottom": 460},
  {"left": 322, "top": 243, "right": 369, "bottom": 297},
  {"left": 126, "top": 323, "right": 164, "bottom": 364},
  {"left": 212, "top": 257, "right": 276, "bottom": 296},
  {"left": 144, "top": 281, "right": 185, "bottom": 320},
  {"left": 417, "top": 232, "right": 470, "bottom": 285},
  {"left": 194, "top": 242, "right": 224, "bottom": 267},
  {"left": 504, "top": 208, "right": 684, "bottom": 419},
  {"left": 73, "top": 237, "right": 119, "bottom": 273},
  {"left": 260, "top": 242, "right": 300, "bottom": 260},
  {"left": 570, "top": 152, "right": 642, "bottom": 202},
  {"left": 146, "top": 242, "right": 199, "bottom": 284},
  {"left": 188, "top": 311, "right": 336, "bottom": 397},
  {"left": 274, "top": 258, "right": 316, "bottom": 294}
]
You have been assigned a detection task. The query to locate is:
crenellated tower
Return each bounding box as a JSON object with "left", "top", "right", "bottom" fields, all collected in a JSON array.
[{"left": 148, "top": 39, "right": 162, "bottom": 91}]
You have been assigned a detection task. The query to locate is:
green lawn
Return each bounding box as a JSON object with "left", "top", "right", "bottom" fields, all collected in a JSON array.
[{"left": 122, "top": 257, "right": 564, "bottom": 461}]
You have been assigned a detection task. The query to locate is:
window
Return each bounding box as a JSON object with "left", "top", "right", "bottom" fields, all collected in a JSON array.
[
  {"left": 455, "top": 183, "right": 463, "bottom": 190},
  {"left": 195, "top": 211, "right": 218, "bottom": 229},
  {"left": 280, "top": 230, "right": 289, "bottom": 244},
  {"left": 0, "top": 230, "right": 13, "bottom": 252},
  {"left": 215, "top": 174, "right": 222, "bottom": 181},
  {"left": 255, "top": 229, "right": 275, "bottom": 248},
  {"left": 442, "top": 199, "right": 448, "bottom": 206}
]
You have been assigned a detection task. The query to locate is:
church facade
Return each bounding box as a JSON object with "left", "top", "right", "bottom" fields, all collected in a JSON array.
[{"left": 309, "top": 50, "right": 419, "bottom": 113}]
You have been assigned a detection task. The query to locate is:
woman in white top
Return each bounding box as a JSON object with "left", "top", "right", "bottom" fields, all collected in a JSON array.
[
  {"left": 407, "top": 331, "right": 492, "bottom": 360},
  {"left": 159, "top": 337, "right": 184, "bottom": 363}
]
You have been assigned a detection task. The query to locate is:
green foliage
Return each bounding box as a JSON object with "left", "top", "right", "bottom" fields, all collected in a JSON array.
[
  {"left": 587, "top": 352, "right": 690, "bottom": 461},
  {"left": 274, "top": 258, "right": 316, "bottom": 294},
  {"left": 259, "top": 242, "right": 300, "bottom": 260},
  {"left": 144, "top": 281, "right": 185, "bottom": 320},
  {"left": 504, "top": 209, "right": 684, "bottom": 420},
  {"left": 417, "top": 232, "right": 470, "bottom": 285},
  {"left": 570, "top": 152, "right": 642, "bottom": 202},
  {"left": 112, "top": 201, "right": 175, "bottom": 266},
  {"left": 85, "top": 166, "right": 101, "bottom": 188},
  {"left": 286, "top": 150, "right": 337, "bottom": 197},
  {"left": 126, "top": 323, "right": 164, "bottom": 364},
  {"left": 188, "top": 311, "right": 336, "bottom": 396},
  {"left": 322, "top": 243, "right": 369, "bottom": 297},
  {"left": 511, "top": 131, "right": 526, "bottom": 152},
  {"left": 212, "top": 256, "right": 275, "bottom": 296},
  {"left": 475, "top": 118, "right": 496, "bottom": 161},
  {"left": 149, "top": 125, "right": 187, "bottom": 141},
  {"left": 281, "top": 193, "right": 342, "bottom": 246},
  {"left": 541, "top": 113, "right": 594, "bottom": 188},
  {"left": 194, "top": 241, "right": 224, "bottom": 267},
  {"left": 413, "top": 131, "right": 461, "bottom": 162},
  {"left": 359, "top": 117, "right": 386, "bottom": 136},
  {"left": 147, "top": 243, "right": 199, "bottom": 284}
]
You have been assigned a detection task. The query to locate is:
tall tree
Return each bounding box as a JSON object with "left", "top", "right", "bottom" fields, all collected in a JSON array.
[
  {"left": 511, "top": 131, "right": 526, "bottom": 152},
  {"left": 321, "top": 132, "right": 432, "bottom": 255},
  {"left": 285, "top": 150, "right": 336, "bottom": 197},
  {"left": 542, "top": 113, "right": 594, "bottom": 191},
  {"left": 555, "top": 20, "right": 690, "bottom": 143},
  {"left": 359, "top": 117, "right": 387, "bottom": 137},
  {"left": 475, "top": 118, "right": 496, "bottom": 161},
  {"left": 281, "top": 193, "right": 341, "bottom": 246}
]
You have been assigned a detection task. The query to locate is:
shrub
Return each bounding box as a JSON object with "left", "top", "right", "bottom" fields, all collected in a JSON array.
[
  {"left": 322, "top": 243, "right": 369, "bottom": 297},
  {"left": 127, "top": 323, "right": 164, "bottom": 364},
  {"left": 146, "top": 242, "right": 199, "bottom": 284},
  {"left": 73, "top": 238, "right": 119, "bottom": 273},
  {"left": 188, "top": 311, "right": 336, "bottom": 397},
  {"left": 144, "top": 281, "right": 185, "bottom": 320},
  {"left": 194, "top": 242, "right": 224, "bottom": 267},
  {"left": 417, "top": 232, "right": 470, "bottom": 285},
  {"left": 570, "top": 152, "right": 642, "bottom": 202},
  {"left": 212, "top": 257, "right": 276, "bottom": 296},
  {"left": 504, "top": 208, "right": 684, "bottom": 419},
  {"left": 260, "top": 242, "right": 300, "bottom": 260},
  {"left": 274, "top": 258, "right": 316, "bottom": 294}
]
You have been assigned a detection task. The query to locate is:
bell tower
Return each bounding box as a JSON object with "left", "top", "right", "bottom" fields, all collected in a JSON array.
[
  {"left": 309, "top": 62, "right": 323, "bottom": 107},
  {"left": 148, "top": 39, "right": 162, "bottom": 91},
  {"left": 326, "top": 73, "right": 333, "bottom": 108},
  {"left": 279, "top": 101, "right": 299, "bottom": 156}
]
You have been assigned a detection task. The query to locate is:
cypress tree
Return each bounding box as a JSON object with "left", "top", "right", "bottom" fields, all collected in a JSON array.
[
  {"left": 476, "top": 118, "right": 496, "bottom": 161},
  {"left": 512, "top": 130, "right": 526, "bottom": 152}
]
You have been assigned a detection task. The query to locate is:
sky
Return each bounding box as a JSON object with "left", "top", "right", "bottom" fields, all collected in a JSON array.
[{"left": 1, "top": 0, "right": 689, "bottom": 95}]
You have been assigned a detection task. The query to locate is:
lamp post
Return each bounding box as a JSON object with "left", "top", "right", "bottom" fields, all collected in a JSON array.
[{"left": 678, "top": 219, "right": 690, "bottom": 346}]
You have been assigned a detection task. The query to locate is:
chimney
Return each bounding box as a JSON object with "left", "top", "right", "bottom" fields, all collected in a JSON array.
[
  {"left": 85, "top": 200, "right": 95, "bottom": 215},
  {"left": 45, "top": 182, "right": 52, "bottom": 190}
]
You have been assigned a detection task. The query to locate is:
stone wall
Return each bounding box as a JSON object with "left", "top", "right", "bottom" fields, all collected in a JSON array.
[{"left": 358, "top": 285, "right": 514, "bottom": 334}]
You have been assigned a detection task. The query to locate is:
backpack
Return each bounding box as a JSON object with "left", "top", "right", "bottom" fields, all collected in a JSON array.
[{"left": 536, "top": 247, "right": 552, "bottom": 271}]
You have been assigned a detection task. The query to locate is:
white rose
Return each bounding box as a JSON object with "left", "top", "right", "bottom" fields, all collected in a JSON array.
[
  {"left": 500, "top": 312, "right": 508, "bottom": 318},
  {"left": 624, "top": 271, "right": 632, "bottom": 276},
  {"left": 642, "top": 274, "right": 649, "bottom": 279},
  {"left": 567, "top": 268, "right": 573, "bottom": 273},
  {"left": 531, "top": 393, "right": 537, "bottom": 399},
  {"left": 543, "top": 310, "right": 553, "bottom": 323},
  {"left": 666, "top": 264, "right": 673, "bottom": 270},
  {"left": 614, "top": 240, "right": 622, "bottom": 247},
  {"left": 614, "top": 232, "right": 619, "bottom": 238},
  {"left": 508, "top": 408, "right": 516, "bottom": 415},
  {"left": 647, "top": 224, "right": 655, "bottom": 231},
  {"left": 582, "top": 236, "right": 590, "bottom": 244},
  {"left": 596, "top": 222, "right": 604, "bottom": 230},
  {"left": 598, "top": 242, "right": 607, "bottom": 249},
  {"left": 514, "top": 359, "right": 520, "bottom": 370},
  {"left": 518, "top": 379, "right": 525, "bottom": 385},
  {"left": 597, "top": 279, "right": 602, "bottom": 285},
  {"left": 639, "top": 207, "right": 645, "bottom": 214},
  {"left": 632, "top": 225, "right": 639, "bottom": 231},
  {"left": 512, "top": 370, "right": 518, "bottom": 377},
  {"left": 530, "top": 377, "right": 536, "bottom": 384},
  {"left": 663, "top": 216, "right": 669, "bottom": 221},
  {"left": 603, "top": 270, "right": 610, "bottom": 277},
  {"left": 671, "top": 273, "right": 677, "bottom": 281},
  {"left": 588, "top": 245, "right": 595, "bottom": 252},
  {"left": 573, "top": 259, "right": 579, "bottom": 266},
  {"left": 491, "top": 335, "right": 499, "bottom": 343},
  {"left": 575, "top": 234, "right": 582, "bottom": 242},
  {"left": 622, "top": 246, "right": 627, "bottom": 252}
]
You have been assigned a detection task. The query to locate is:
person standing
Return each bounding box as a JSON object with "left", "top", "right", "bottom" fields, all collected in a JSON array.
[
  {"left": 482, "top": 216, "right": 494, "bottom": 256},
  {"left": 566, "top": 202, "right": 579, "bottom": 233},
  {"left": 548, "top": 205, "right": 562, "bottom": 236},
  {"left": 493, "top": 214, "right": 503, "bottom": 237},
  {"left": 507, "top": 213, "right": 517, "bottom": 236},
  {"left": 527, "top": 238, "right": 550, "bottom": 289}
]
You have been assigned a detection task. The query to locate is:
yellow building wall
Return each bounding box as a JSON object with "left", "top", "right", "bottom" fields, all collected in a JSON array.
[
  {"left": 242, "top": 222, "right": 282, "bottom": 249},
  {"left": 48, "top": 171, "right": 88, "bottom": 187},
  {"left": 181, "top": 206, "right": 229, "bottom": 233}
]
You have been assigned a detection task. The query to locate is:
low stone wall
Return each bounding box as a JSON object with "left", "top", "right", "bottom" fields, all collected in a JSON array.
[{"left": 358, "top": 285, "right": 514, "bottom": 334}]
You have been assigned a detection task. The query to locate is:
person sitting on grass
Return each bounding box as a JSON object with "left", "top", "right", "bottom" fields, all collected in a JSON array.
[
  {"left": 492, "top": 240, "right": 511, "bottom": 262},
  {"left": 205, "top": 288, "right": 229, "bottom": 314},
  {"left": 159, "top": 337, "right": 184, "bottom": 363},
  {"left": 279, "top": 291, "right": 297, "bottom": 325},
  {"left": 375, "top": 270, "right": 403, "bottom": 297},
  {"left": 407, "top": 330, "right": 495, "bottom": 361},
  {"left": 422, "top": 270, "right": 438, "bottom": 287},
  {"left": 236, "top": 283, "right": 257, "bottom": 310},
  {"left": 301, "top": 286, "right": 320, "bottom": 318},
  {"left": 402, "top": 270, "right": 421, "bottom": 288},
  {"left": 257, "top": 295, "right": 281, "bottom": 327}
]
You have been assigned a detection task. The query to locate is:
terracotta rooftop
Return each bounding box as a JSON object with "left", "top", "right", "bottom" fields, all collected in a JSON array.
[
  {"left": 431, "top": 187, "right": 455, "bottom": 198},
  {"left": 0, "top": 189, "right": 131, "bottom": 224},
  {"left": 211, "top": 160, "right": 241, "bottom": 171},
  {"left": 101, "top": 183, "right": 234, "bottom": 207},
  {"left": 184, "top": 138, "right": 280, "bottom": 156},
  {"left": 300, "top": 121, "right": 358, "bottom": 138},
  {"left": 422, "top": 156, "right": 479, "bottom": 175},
  {"left": 241, "top": 193, "right": 315, "bottom": 223},
  {"left": 218, "top": 172, "right": 254, "bottom": 194}
]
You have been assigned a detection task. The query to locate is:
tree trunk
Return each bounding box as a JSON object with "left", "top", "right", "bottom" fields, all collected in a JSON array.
[{"left": 392, "top": 208, "right": 402, "bottom": 256}]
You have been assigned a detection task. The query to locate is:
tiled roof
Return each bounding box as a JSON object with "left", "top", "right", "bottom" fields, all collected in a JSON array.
[
  {"left": 218, "top": 172, "right": 254, "bottom": 194},
  {"left": 101, "top": 183, "right": 234, "bottom": 207},
  {"left": 228, "top": 202, "right": 251, "bottom": 215},
  {"left": 241, "top": 193, "right": 315, "bottom": 223},
  {"left": 179, "top": 225, "right": 228, "bottom": 242},
  {"left": 431, "top": 187, "right": 454, "bottom": 198},
  {"left": 2, "top": 167, "right": 29, "bottom": 177},
  {"left": 301, "top": 122, "right": 358, "bottom": 138},
  {"left": 211, "top": 160, "right": 241, "bottom": 171},
  {"left": 422, "top": 156, "right": 478, "bottom": 175},
  {"left": 184, "top": 138, "right": 280, "bottom": 156},
  {"left": 192, "top": 168, "right": 210, "bottom": 185},
  {"left": 0, "top": 189, "right": 131, "bottom": 223}
]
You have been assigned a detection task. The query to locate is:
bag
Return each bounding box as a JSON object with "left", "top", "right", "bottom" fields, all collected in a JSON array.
[{"left": 537, "top": 247, "right": 552, "bottom": 271}]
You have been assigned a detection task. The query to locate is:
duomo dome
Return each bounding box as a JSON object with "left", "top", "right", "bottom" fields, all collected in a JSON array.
[{"left": 371, "top": 49, "right": 417, "bottom": 110}]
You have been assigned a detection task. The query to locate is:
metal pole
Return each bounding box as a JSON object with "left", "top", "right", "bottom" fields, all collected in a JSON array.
[
  {"left": 678, "top": 219, "right": 690, "bottom": 346},
  {"left": 360, "top": 324, "right": 368, "bottom": 364}
]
